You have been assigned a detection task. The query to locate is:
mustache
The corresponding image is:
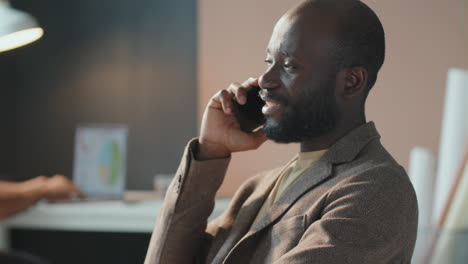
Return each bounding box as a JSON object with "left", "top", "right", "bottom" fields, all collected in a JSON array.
[{"left": 258, "top": 89, "right": 288, "bottom": 105}]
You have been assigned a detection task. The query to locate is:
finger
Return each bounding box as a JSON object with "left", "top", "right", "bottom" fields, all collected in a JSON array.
[
  {"left": 70, "top": 184, "right": 81, "bottom": 193},
  {"left": 218, "top": 90, "right": 234, "bottom": 115},
  {"left": 226, "top": 82, "right": 247, "bottom": 105},
  {"left": 251, "top": 129, "right": 268, "bottom": 148},
  {"left": 208, "top": 90, "right": 226, "bottom": 109},
  {"left": 238, "top": 77, "right": 259, "bottom": 105},
  {"left": 64, "top": 187, "right": 83, "bottom": 200},
  {"left": 236, "top": 86, "right": 248, "bottom": 105},
  {"left": 241, "top": 77, "right": 259, "bottom": 89},
  {"left": 72, "top": 189, "right": 85, "bottom": 199},
  {"left": 235, "top": 127, "right": 267, "bottom": 148}
]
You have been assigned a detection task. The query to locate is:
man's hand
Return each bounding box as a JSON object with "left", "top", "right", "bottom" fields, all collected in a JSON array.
[{"left": 198, "top": 78, "right": 268, "bottom": 160}]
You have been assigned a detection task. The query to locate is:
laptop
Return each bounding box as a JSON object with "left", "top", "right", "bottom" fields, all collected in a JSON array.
[{"left": 70, "top": 124, "right": 128, "bottom": 201}]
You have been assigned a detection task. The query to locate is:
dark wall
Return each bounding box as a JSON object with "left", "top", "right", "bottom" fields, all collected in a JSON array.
[
  {"left": 11, "top": 229, "right": 151, "bottom": 264},
  {"left": 0, "top": 48, "right": 16, "bottom": 181},
  {"left": 0, "top": 0, "right": 197, "bottom": 189}
]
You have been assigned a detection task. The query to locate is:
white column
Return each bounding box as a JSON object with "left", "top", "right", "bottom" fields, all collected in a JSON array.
[
  {"left": 409, "top": 147, "right": 436, "bottom": 228},
  {"left": 433, "top": 68, "right": 468, "bottom": 222}
]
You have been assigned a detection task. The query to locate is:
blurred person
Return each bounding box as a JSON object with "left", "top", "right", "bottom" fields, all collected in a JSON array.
[
  {"left": 0, "top": 175, "right": 80, "bottom": 264},
  {"left": 145, "top": 0, "right": 418, "bottom": 263},
  {"left": 0, "top": 175, "right": 81, "bottom": 219}
]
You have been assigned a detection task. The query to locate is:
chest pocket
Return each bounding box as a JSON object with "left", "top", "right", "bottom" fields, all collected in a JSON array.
[{"left": 252, "top": 214, "right": 306, "bottom": 263}]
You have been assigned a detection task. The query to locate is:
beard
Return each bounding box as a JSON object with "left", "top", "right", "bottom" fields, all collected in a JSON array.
[{"left": 262, "top": 75, "right": 340, "bottom": 143}]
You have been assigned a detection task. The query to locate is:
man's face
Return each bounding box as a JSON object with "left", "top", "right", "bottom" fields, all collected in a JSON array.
[{"left": 259, "top": 14, "right": 341, "bottom": 143}]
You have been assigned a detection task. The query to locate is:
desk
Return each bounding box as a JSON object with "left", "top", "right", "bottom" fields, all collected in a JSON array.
[{"left": 0, "top": 198, "right": 231, "bottom": 250}]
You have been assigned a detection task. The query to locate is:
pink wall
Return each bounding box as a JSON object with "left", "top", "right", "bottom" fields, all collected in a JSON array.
[{"left": 198, "top": 0, "right": 468, "bottom": 196}]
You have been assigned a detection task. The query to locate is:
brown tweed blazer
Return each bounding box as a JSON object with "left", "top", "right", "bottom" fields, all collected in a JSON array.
[{"left": 145, "top": 122, "right": 418, "bottom": 264}]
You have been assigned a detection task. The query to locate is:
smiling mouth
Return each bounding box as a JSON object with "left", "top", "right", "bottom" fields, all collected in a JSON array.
[
  {"left": 260, "top": 91, "right": 285, "bottom": 116},
  {"left": 261, "top": 99, "right": 282, "bottom": 115}
]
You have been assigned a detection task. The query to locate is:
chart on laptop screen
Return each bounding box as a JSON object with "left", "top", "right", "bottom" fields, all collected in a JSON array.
[{"left": 72, "top": 124, "right": 128, "bottom": 198}]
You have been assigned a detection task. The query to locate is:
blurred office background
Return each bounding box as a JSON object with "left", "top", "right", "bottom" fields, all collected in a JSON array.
[
  {"left": 0, "top": 0, "right": 197, "bottom": 263},
  {"left": 0, "top": 0, "right": 197, "bottom": 189},
  {"left": 0, "top": 0, "right": 466, "bottom": 263}
]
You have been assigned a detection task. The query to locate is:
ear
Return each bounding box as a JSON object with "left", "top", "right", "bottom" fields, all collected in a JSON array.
[{"left": 340, "top": 67, "right": 367, "bottom": 98}]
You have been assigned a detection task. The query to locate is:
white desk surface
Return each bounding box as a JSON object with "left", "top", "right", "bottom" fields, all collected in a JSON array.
[
  {"left": 0, "top": 192, "right": 230, "bottom": 250},
  {"left": 1, "top": 198, "right": 231, "bottom": 233}
]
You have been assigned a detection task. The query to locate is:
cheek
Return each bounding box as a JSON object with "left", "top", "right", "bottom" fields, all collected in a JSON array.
[
  {"left": 280, "top": 74, "right": 304, "bottom": 98},
  {"left": 279, "top": 73, "right": 294, "bottom": 89}
]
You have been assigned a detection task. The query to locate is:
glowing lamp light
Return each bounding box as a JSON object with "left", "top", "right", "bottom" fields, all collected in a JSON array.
[{"left": 0, "top": 0, "right": 43, "bottom": 52}]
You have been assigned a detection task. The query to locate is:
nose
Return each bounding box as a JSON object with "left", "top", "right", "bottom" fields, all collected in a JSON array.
[{"left": 258, "top": 65, "right": 280, "bottom": 90}]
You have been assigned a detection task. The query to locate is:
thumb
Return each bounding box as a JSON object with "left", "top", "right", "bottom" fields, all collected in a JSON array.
[{"left": 251, "top": 129, "right": 268, "bottom": 147}]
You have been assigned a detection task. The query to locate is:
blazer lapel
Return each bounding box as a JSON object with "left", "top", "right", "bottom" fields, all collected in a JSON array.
[
  {"left": 210, "top": 166, "right": 285, "bottom": 264},
  {"left": 245, "top": 159, "right": 332, "bottom": 235},
  {"left": 221, "top": 156, "right": 298, "bottom": 236}
]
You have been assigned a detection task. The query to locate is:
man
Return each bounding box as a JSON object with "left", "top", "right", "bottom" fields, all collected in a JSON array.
[{"left": 145, "top": 0, "right": 418, "bottom": 263}]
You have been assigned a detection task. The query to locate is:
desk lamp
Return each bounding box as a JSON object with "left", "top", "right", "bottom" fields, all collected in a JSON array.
[{"left": 0, "top": 0, "right": 43, "bottom": 52}]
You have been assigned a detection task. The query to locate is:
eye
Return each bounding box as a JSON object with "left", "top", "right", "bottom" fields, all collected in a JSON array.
[{"left": 283, "top": 63, "right": 298, "bottom": 70}]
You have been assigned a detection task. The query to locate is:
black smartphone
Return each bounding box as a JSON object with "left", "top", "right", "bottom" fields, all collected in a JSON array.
[{"left": 232, "top": 86, "right": 266, "bottom": 133}]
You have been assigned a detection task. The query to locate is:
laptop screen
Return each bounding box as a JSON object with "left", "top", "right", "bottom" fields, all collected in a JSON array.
[{"left": 72, "top": 124, "right": 128, "bottom": 198}]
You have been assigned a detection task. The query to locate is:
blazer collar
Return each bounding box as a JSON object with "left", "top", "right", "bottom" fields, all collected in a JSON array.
[
  {"left": 247, "top": 121, "right": 380, "bottom": 235},
  {"left": 322, "top": 121, "right": 380, "bottom": 164}
]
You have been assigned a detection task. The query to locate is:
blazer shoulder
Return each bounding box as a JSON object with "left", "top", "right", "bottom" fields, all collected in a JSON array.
[
  {"left": 337, "top": 137, "right": 408, "bottom": 180},
  {"left": 331, "top": 138, "right": 417, "bottom": 214},
  {"left": 330, "top": 157, "right": 418, "bottom": 229}
]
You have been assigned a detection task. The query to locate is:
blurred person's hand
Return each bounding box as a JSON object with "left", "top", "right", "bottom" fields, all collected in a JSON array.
[
  {"left": 33, "top": 175, "right": 82, "bottom": 201},
  {"left": 0, "top": 175, "right": 83, "bottom": 219}
]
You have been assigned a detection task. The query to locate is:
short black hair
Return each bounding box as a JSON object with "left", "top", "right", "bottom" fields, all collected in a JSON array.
[
  {"left": 336, "top": 1, "right": 385, "bottom": 94},
  {"left": 309, "top": 0, "right": 386, "bottom": 94}
]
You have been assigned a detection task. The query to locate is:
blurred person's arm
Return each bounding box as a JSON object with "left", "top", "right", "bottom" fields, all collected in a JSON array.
[{"left": 0, "top": 175, "right": 81, "bottom": 220}]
